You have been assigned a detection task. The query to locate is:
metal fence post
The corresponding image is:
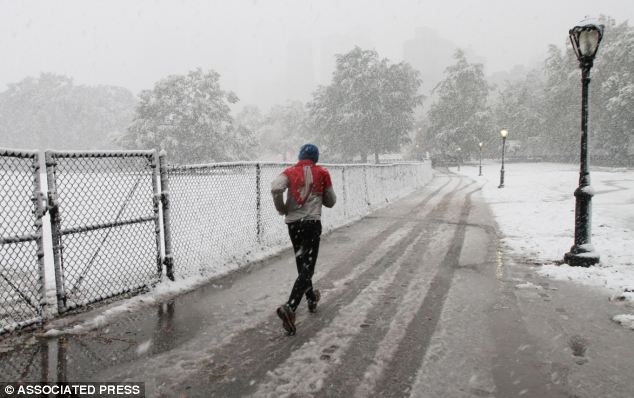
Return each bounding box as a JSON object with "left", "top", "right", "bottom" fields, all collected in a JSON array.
[
  {"left": 45, "top": 151, "right": 66, "bottom": 313},
  {"left": 256, "top": 163, "right": 262, "bottom": 245},
  {"left": 150, "top": 151, "right": 163, "bottom": 279},
  {"left": 31, "top": 152, "right": 46, "bottom": 321},
  {"left": 363, "top": 165, "right": 370, "bottom": 208},
  {"left": 158, "top": 151, "right": 175, "bottom": 281},
  {"left": 341, "top": 167, "right": 348, "bottom": 218}
]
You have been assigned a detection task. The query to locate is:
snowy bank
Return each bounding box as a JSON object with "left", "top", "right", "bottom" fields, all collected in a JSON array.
[{"left": 456, "top": 162, "right": 634, "bottom": 304}]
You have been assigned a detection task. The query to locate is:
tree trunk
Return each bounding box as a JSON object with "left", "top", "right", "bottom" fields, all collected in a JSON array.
[
  {"left": 361, "top": 152, "right": 368, "bottom": 163},
  {"left": 374, "top": 152, "right": 380, "bottom": 164}
]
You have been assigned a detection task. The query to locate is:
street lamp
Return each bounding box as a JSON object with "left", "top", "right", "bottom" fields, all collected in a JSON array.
[
  {"left": 478, "top": 142, "right": 483, "bottom": 176},
  {"left": 564, "top": 19, "right": 604, "bottom": 267},
  {"left": 498, "top": 129, "right": 508, "bottom": 188}
]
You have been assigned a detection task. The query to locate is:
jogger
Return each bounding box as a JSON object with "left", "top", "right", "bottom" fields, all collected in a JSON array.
[{"left": 271, "top": 144, "right": 336, "bottom": 335}]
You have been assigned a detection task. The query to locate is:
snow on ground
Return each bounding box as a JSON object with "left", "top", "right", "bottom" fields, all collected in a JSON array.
[
  {"left": 456, "top": 162, "right": 634, "bottom": 309},
  {"left": 612, "top": 314, "right": 634, "bottom": 330},
  {"left": 42, "top": 273, "right": 218, "bottom": 336}
]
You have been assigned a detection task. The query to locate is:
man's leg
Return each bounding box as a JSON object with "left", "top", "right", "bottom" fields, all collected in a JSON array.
[
  {"left": 287, "top": 220, "right": 321, "bottom": 311},
  {"left": 303, "top": 221, "right": 321, "bottom": 303},
  {"left": 288, "top": 221, "right": 303, "bottom": 274}
]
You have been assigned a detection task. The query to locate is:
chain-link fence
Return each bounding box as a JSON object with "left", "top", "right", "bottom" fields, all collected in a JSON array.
[
  {"left": 1, "top": 146, "right": 431, "bottom": 335},
  {"left": 0, "top": 149, "right": 47, "bottom": 335},
  {"left": 45, "top": 151, "right": 162, "bottom": 313},
  {"left": 164, "top": 162, "right": 262, "bottom": 277},
  {"left": 165, "top": 161, "right": 432, "bottom": 278}
]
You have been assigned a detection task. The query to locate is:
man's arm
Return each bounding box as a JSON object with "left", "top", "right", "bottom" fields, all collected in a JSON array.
[
  {"left": 322, "top": 169, "right": 336, "bottom": 208},
  {"left": 271, "top": 174, "right": 289, "bottom": 215},
  {"left": 323, "top": 186, "right": 336, "bottom": 208}
]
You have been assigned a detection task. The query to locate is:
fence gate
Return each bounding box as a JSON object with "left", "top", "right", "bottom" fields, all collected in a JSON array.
[
  {"left": 45, "top": 150, "right": 162, "bottom": 313},
  {"left": 0, "top": 149, "right": 47, "bottom": 334}
]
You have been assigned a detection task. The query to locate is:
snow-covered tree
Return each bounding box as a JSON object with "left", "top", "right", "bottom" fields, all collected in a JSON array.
[
  {"left": 258, "top": 101, "right": 308, "bottom": 161},
  {"left": 119, "top": 68, "right": 255, "bottom": 164},
  {"left": 427, "top": 50, "right": 491, "bottom": 159},
  {"left": 491, "top": 70, "right": 546, "bottom": 157},
  {"left": 0, "top": 73, "right": 135, "bottom": 150},
  {"left": 235, "top": 105, "right": 264, "bottom": 134},
  {"left": 539, "top": 44, "right": 580, "bottom": 160},
  {"left": 591, "top": 17, "right": 634, "bottom": 163},
  {"left": 308, "top": 47, "right": 422, "bottom": 163}
]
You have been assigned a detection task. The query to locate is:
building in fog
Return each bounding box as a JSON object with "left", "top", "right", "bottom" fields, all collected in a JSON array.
[{"left": 403, "top": 26, "right": 485, "bottom": 94}]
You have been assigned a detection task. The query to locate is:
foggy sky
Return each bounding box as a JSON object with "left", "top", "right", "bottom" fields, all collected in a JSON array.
[{"left": 2, "top": 0, "right": 633, "bottom": 110}]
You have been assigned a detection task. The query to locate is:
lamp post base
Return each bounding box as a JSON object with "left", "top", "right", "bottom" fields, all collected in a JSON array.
[
  {"left": 564, "top": 247, "right": 600, "bottom": 267},
  {"left": 498, "top": 169, "right": 505, "bottom": 188}
]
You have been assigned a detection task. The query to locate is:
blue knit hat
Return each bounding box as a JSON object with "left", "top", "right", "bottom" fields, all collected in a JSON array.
[{"left": 298, "top": 144, "right": 319, "bottom": 162}]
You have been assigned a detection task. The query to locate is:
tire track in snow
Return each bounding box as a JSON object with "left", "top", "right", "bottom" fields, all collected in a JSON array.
[
  {"left": 352, "top": 223, "right": 456, "bottom": 398},
  {"left": 313, "top": 177, "right": 475, "bottom": 398},
  {"left": 371, "top": 183, "right": 480, "bottom": 398},
  {"left": 320, "top": 173, "right": 454, "bottom": 286},
  {"left": 317, "top": 222, "right": 455, "bottom": 398},
  {"left": 325, "top": 175, "right": 459, "bottom": 292}
]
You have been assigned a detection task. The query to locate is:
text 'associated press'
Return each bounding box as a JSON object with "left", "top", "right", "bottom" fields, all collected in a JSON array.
[{"left": 0, "top": 382, "right": 145, "bottom": 398}]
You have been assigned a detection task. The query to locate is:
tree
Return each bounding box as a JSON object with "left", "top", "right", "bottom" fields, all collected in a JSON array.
[
  {"left": 118, "top": 68, "right": 255, "bottom": 164},
  {"left": 539, "top": 44, "right": 580, "bottom": 160},
  {"left": 590, "top": 17, "right": 634, "bottom": 163},
  {"left": 0, "top": 73, "right": 135, "bottom": 150},
  {"left": 491, "top": 70, "right": 546, "bottom": 157},
  {"left": 258, "top": 101, "right": 308, "bottom": 161},
  {"left": 235, "top": 105, "right": 264, "bottom": 133},
  {"left": 308, "top": 47, "right": 422, "bottom": 163},
  {"left": 427, "top": 50, "right": 491, "bottom": 159}
]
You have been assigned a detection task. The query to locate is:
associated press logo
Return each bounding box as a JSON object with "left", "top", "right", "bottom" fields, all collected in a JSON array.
[{"left": 1, "top": 382, "right": 145, "bottom": 397}]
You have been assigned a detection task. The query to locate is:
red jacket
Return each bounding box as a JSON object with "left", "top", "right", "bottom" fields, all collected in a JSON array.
[
  {"left": 271, "top": 160, "right": 336, "bottom": 222},
  {"left": 283, "top": 160, "right": 332, "bottom": 205}
]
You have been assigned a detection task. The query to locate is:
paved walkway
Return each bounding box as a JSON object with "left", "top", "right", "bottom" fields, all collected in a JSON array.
[{"left": 2, "top": 170, "right": 633, "bottom": 397}]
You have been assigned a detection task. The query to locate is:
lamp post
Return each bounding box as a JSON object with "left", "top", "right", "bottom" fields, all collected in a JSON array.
[
  {"left": 456, "top": 147, "right": 461, "bottom": 171},
  {"left": 478, "top": 142, "right": 483, "bottom": 176},
  {"left": 498, "top": 129, "right": 508, "bottom": 188},
  {"left": 564, "top": 19, "right": 604, "bottom": 267}
]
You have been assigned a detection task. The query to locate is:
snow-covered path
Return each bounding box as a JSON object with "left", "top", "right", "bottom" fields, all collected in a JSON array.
[{"left": 2, "top": 170, "right": 633, "bottom": 397}]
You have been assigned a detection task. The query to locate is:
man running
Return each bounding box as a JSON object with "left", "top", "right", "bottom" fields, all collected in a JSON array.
[{"left": 271, "top": 144, "right": 337, "bottom": 335}]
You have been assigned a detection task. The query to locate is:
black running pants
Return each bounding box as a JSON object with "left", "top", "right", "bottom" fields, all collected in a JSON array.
[{"left": 287, "top": 219, "right": 321, "bottom": 311}]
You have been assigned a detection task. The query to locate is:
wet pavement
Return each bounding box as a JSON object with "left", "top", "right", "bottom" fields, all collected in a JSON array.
[{"left": 1, "top": 170, "right": 633, "bottom": 397}]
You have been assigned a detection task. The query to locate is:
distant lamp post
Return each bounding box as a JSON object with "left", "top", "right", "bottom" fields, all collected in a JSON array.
[
  {"left": 564, "top": 19, "right": 604, "bottom": 267},
  {"left": 498, "top": 129, "right": 508, "bottom": 188},
  {"left": 456, "top": 147, "right": 461, "bottom": 171},
  {"left": 478, "top": 142, "right": 483, "bottom": 176}
]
